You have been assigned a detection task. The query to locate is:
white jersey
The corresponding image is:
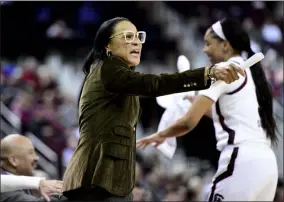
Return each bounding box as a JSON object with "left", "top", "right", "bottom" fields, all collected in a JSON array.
[{"left": 199, "top": 56, "right": 270, "bottom": 151}]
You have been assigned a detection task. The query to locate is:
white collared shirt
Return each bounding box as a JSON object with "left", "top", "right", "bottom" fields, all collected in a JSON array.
[{"left": 1, "top": 174, "right": 45, "bottom": 192}]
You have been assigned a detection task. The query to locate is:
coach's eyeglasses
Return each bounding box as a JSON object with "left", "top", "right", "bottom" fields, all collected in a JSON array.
[{"left": 110, "top": 31, "right": 146, "bottom": 44}]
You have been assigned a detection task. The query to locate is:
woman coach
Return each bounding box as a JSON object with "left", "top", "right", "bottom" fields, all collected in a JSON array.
[{"left": 62, "top": 17, "right": 244, "bottom": 201}]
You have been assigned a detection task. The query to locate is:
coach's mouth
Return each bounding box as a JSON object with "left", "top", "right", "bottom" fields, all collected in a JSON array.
[{"left": 130, "top": 49, "right": 140, "bottom": 57}]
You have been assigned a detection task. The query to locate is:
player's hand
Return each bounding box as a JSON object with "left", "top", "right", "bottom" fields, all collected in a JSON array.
[
  {"left": 39, "top": 180, "right": 63, "bottom": 201},
  {"left": 213, "top": 62, "right": 245, "bottom": 84},
  {"left": 136, "top": 133, "right": 166, "bottom": 149}
]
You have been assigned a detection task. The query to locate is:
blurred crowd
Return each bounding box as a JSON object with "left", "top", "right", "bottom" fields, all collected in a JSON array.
[
  {"left": 1, "top": 55, "right": 80, "bottom": 162},
  {"left": 1, "top": 1, "right": 283, "bottom": 201}
]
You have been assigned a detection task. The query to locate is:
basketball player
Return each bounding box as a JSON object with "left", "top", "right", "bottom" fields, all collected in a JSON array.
[{"left": 137, "top": 18, "right": 278, "bottom": 201}]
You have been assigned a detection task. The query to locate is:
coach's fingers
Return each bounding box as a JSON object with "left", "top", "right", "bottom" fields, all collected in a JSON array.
[
  {"left": 231, "top": 63, "right": 245, "bottom": 77},
  {"left": 222, "top": 74, "right": 231, "bottom": 84},
  {"left": 220, "top": 71, "right": 233, "bottom": 84},
  {"left": 213, "top": 65, "right": 230, "bottom": 83},
  {"left": 227, "top": 65, "right": 239, "bottom": 81}
]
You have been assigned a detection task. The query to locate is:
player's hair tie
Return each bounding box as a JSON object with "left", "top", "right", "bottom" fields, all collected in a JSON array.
[{"left": 212, "top": 21, "right": 227, "bottom": 40}]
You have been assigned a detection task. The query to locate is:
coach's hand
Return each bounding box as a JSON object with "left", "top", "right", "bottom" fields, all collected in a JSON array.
[{"left": 212, "top": 62, "right": 245, "bottom": 84}]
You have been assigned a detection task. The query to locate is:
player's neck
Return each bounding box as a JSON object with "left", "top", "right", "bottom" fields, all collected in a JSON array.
[{"left": 224, "top": 53, "right": 240, "bottom": 61}]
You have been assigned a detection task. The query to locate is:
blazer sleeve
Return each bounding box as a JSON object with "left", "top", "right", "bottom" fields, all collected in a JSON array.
[{"left": 101, "top": 64, "right": 211, "bottom": 97}]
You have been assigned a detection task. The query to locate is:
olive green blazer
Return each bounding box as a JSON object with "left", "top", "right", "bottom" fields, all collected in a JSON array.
[{"left": 62, "top": 56, "right": 210, "bottom": 197}]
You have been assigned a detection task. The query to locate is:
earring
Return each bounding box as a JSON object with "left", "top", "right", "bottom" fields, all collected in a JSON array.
[{"left": 106, "top": 50, "right": 111, "bottom": 57}]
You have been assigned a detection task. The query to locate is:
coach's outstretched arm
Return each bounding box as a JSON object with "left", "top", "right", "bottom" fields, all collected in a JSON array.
[{"left": 101, "top": 56, "right": 244, "bottom": 97}]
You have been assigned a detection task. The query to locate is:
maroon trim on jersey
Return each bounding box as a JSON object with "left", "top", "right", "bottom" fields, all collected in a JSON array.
[
  {"left": 216, "top": 100, "right": 235, "bottom": 144},
  {"left": 208, "top": 147, "right": 239, "bottom": 201},
  {"left": 226, "top": 71, "right": 247, "bottom": 95}
]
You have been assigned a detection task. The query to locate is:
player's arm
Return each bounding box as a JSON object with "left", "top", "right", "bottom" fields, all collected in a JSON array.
[
  {"left": 158, "top": 82, "right": 228, "bottom": 138},
  {"left": 159, "top": 95, "right": 215, "bottom": 138},
  {"left": 205, "top": 106, "right": 213, "bottom": 119},
  {"left": 183, "top": 95, "right": 213, "bottom": 119}
]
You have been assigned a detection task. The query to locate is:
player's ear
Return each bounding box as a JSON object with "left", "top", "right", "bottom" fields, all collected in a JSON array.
[{"left": 223, "top": 41, "right": 232, "bottom": 52}]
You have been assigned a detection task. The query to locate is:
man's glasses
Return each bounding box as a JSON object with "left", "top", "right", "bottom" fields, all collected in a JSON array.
[{"left": 110, "top": 31, "right": 146, "bottom": 44}]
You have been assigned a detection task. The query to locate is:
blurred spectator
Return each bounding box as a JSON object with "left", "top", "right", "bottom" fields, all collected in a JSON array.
[
  {"left": 133, "top": 162, "right": 154, "bottom": 201},
  {"left": 0, "top": 69, "right": 19, "bottom": 107},
  {"left": 20, "top": 57, "right": 41, "bottom": 92},
  {"left": 32, "top": 120, "right": 66, "bottom": 155},
  {"left": 47, "top": 20, "right": 74, "bottom": 39},
  {"left": 1, "top": 134, "right": 38, "bottom": 176},
  {"left": 78, "top": 2, "right": 99, "bottom": 24},
  {"left": 62, "top": 128, "right": 79, "bottom": 167},
  {"left": 261, "top": 18, "right": 282, "bottom": 44},
  {"left": 11, "top": 86, "right": 35, "bottom": 134},
  {"left": 0, "top": 134, "right": 62, "bottom": 201}
]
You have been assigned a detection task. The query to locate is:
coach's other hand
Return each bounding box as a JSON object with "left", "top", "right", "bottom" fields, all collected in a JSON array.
[
  {"left": 212, "top": 62, "right": 245, "bottom": 84},
  {"left": 39, "top": 180, "right": 63, "bottom": 201}
]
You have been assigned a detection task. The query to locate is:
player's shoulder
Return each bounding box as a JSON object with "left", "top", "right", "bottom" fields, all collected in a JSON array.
[
  {"left": 225, "top": 56, "right": 247, "bottom": 94},
  {"left": 228, "top": 56, "right": 244, "bottom": 66}
]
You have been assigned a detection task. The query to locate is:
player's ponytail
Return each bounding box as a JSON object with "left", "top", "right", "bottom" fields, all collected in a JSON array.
[
  {"left": 246, "top": 47, "right": 277, "bottom": 144},
  {"left": 219, "top": 18, "right": 277, "bottom": 144}
]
